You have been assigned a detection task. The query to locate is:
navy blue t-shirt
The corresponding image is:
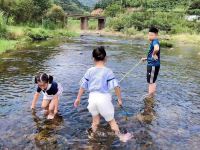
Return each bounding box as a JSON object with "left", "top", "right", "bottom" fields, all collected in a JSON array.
[
  {"left": 37, "top": 81, "right": 58, "bottom": 95},
  {"left": 147, "top": 39, "right": 160, "bottom": 66}
]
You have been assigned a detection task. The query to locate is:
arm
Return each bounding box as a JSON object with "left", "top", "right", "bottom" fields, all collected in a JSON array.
[
  {"left": 74, "top": 87, "right": 85, "bottom": 107},
  {"left": 152, "top": 44, "right": 159, "bottom": 60},
  {"left": 141, "top": 57, "right": 147, "bottom": 62},
  {"left": 114, "top": 86, "right": 122, "bottom": 106},
  {"left": 31, "top": 92, "right": 40, "bottom": 109}
]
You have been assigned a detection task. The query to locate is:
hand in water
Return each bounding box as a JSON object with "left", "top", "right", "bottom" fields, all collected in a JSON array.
[
  {"left": 74, "top": 99, "right": 80, "bottom": 108},
  {"left": 118, "top": 132, "right": 133, "bottom": 143}
]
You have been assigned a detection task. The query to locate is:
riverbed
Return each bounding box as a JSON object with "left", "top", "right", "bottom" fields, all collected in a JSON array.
[{"left": 0, "top": 35, "right": 200, "bottom": 150}]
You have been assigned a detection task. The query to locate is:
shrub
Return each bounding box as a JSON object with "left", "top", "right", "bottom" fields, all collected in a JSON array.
[
  {"left": 24, "top": 28, "right": 49, "bottom": 41},
  {"left": 122, "top": 27, "right": 138, "bottom": 36},
  {"left": 0, "top": 11, "right": 7, "bottom": 38},
  {"left": 107, "top": 17, "right": 125, "bottom": 31},
  {"left": 45, "top": 4, "right": 65, "bottom": 29},
  {"left": 104, "top": 4, "right": 123, "bottom": 17},
  {"left": 42, "top": 19, "right": 57, "bottom": 30},
  {"left": 187, "top": 0, "right": 200, "bottom": 15},
  {"left": 14, "top": 0, "right": 35, "bottom": 23},
  {"left": 160, "top": 40, "right": 173, "bottom": 48}
]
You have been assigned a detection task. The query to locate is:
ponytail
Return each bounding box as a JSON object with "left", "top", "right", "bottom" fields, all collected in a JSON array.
[{"left": 34, "top": 73, "right": 53, "bottom": 84}]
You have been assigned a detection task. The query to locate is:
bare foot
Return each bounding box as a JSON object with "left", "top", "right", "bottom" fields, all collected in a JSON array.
[
  {"left": 118, "top": 133, "right": 133, "bottom": 142},
  {"left": 47, "top": 114, "right": 54, "bottom": 120}
]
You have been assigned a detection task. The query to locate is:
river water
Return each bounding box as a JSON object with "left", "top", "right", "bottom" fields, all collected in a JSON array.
[{"left": 0, "top": 35, "right": 200, "bottom": 150}]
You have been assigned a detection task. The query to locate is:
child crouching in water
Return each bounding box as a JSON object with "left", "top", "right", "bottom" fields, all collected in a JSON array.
[
  {"left": 74, "top": 46, "right": 133, "bottom": 142},
  {"left": 31, "top": 73, "right": 63, "bottom": 119}
]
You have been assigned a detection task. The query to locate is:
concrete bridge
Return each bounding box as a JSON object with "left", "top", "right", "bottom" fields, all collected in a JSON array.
[{"left": 66, "top": 14, "right": 106, "bottom": 30}]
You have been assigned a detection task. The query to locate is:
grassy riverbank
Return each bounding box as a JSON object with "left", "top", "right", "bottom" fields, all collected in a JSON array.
[
  {"left": 0, "top": 40, "right": 17, "bottom": 53},
  {"left": 0, "top": 18, "right": 101, "bottom": 54},
  {"left": 0, "top": 21, "right": 79, "bottom": 54},
  {"left": 80, "top": 28, "right": 200, "bottom": 48},
  {"left": 1, "top": 19, "right": 200, "bottom": 54}
]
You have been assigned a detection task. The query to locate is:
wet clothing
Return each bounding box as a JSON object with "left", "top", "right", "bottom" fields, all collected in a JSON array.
[
  {"left": 147, "top": 66, "right": 160, "bottom": 84},
  {"left": 37, "top": 81, "right": 63, "bottom": 100},
  {"left": 147, "top": 39, "right": 160, "bottom": 67},
  {"left": 80, "top": 67, "right": 119, "bottom": 93}
]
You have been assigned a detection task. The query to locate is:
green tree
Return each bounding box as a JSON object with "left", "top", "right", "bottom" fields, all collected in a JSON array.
[
  {"left": 14, "top": 0, "right": 35, "bottom": 23},
  {"left": 95, "top": 0, "right": 114, "bottom": 9},
  {"left": 0, "top": 11, "right": 7, "bottom": 37},
  {"left": 105, "top": 4, "right": 122, "bottom": 17},
  {"left": 0, "top": 0, "right": 16, "bottom": 24},
  {"left": 46, "top": 4, "right": 65, "bottom": 27},
  {"left": 32, "top": 0, "right": 52, "bottom": 22},
  {"left": 187, "top": 0, "right": 200, "bottom": 15}
]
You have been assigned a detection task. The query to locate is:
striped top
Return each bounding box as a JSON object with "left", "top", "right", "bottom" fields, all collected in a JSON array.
[{"left": 80, "top": 67, "right": 119, "bottom": 93}]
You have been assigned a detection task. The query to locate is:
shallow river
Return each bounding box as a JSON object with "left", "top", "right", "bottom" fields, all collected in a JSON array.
[{"left": 0, "top": 35, "right": 200, "bottom": 150}]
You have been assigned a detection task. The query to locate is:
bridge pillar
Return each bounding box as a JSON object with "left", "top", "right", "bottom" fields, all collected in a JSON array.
[
  {"left": 98, "top": 18, "right": 106, "bottom": 30},
  {"left": 80, "top": 17, "right": 89, "bottom": 30}
]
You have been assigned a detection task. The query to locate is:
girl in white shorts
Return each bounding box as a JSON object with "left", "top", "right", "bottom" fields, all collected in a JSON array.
[
  {"left": 31, "top": 73, "right": 63, "bottom": 119},
  {"left": 74, "top": 46, "right": 133, "bottom": 142}
]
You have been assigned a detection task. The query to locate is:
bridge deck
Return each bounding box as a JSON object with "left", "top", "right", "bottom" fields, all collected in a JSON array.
[{"left": 66, "top": 14, "right": 105, "bottom": 19}]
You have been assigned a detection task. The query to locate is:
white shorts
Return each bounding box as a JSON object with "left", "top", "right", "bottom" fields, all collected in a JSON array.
[
  {"left": 43, "top": 83, "right": 63, "bottom": 100},
  {"left": 87, "top": 92, "right": 114, "bottom": 122}
]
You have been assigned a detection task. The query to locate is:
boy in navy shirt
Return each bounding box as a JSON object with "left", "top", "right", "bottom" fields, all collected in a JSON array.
[{"left": 141, "top": 27, "right": 160, "bottom": 97}]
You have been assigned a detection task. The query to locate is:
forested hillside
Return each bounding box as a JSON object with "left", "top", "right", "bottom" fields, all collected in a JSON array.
[
  {"left": 78, "top": 0, "right": 98, "bottom": 8},
  {"left": 55, "top": 0, "right": 89, "bottom": 14},
  {"left": 94, "top": 0, "right": 200, "bottom": 34}
]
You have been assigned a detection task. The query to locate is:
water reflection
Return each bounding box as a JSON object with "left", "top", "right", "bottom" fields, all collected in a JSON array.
[{"left": 31, "top": 110, "right": 64, "bottom": 148}]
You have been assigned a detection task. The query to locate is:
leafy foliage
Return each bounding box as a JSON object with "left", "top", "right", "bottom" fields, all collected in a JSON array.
[
  {"left": 24, "top": 28, "right": 49, "bottom": 41},
  {"left": 187, "top": 0, "right": 200, "bottom": 15},
  {"left": 14, "top": 0, "right": 36, "bottom": 23},
  {"left": 0, "top": 0, "right": 89, "bottom": 25},
  {"left": 96, "top": 0, "right": 200, "bottom": 34},
  {"left": 104, "top": 4, "right": 122, "bottom": 17},
  {"left": 45, "top": 4, "right": 65, "bottom": 29},
  {"left": 0, "top": 0, "right": 16, "bottom": 24},
  {"left": 78, "top": 0, "right": 98, "bottom": 8},
  {"left": 0, "top": 11, "right": 7, "bottom": 38},
  {"left": 54, "top": 0, "right": 89, "bottom": 14},
  {"left": 95, "top": 0, "right": 190, "bottom": 11}
]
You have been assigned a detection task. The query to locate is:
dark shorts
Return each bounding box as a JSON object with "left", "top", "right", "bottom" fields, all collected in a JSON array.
[{"left": 147, "top": 66, "right": 160, "bottom": 84}]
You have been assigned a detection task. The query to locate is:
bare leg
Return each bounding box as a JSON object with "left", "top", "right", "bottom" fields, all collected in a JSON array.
[
  {"left": 108, "top": 119, "right": 120, "bottom": 134},
  {"left": 53, "top": 96, "right": 59, "bottom": 115},
  {"left": 41, "top": 99, "right": 50, "bottom": 115},
  {"left": 148, "top": 83, "right": 156, "bottom": 97},
  {"left": 47, "top": 96, "right": 59, "bottom": 119},
  {"left": 109, "top": 119, "right": 133, "bottom": 142},
  {"left": 91, "top": 115, "right": 100, "bottom": 132}
]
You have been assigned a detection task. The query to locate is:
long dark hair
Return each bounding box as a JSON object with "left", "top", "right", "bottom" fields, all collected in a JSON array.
[{"left": 34, "top": 73, "right": 53, "bottom": 84}]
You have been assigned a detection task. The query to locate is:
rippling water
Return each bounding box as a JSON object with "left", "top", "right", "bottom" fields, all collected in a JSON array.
[{"left": 0, "top": 35, "right": 200, "bottom": 150}]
